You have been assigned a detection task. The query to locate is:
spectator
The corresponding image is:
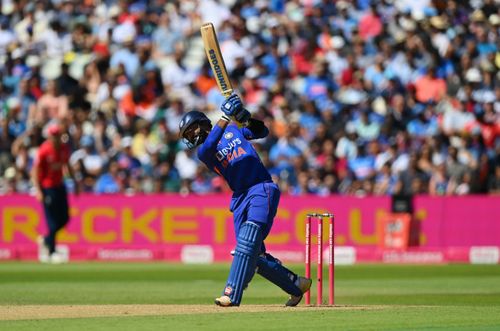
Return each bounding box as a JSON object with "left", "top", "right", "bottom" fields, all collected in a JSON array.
[
  {"left": 374, "top": 162, "right": 397, "bottom": 195},
  {"left": 353, "top": 111, "right": 381, "bottom": 143},
  {"left": 116, "top": 136, "right": 142, "bottom": 190},
  {"left": 95, "top": 161, "right": 122, "bottom": 194},
  {"left": 110, "top": 37, "right": 140, "bottom": 80},
  {"left": 30, "top": 80, "right": 68, "bottom": 126},
  {"left": 348, "top": 143, "right": 376, "bottom": 181},
  {"left": 358, "top": 5, "right": 383, "bottom": 41},
  {"left": 269, "top": 123, "right": 307, "bottom": 174},
  {"left": 70, "top": 135, "right": 106, "bottom": 191},
  {"left": 335, "top": 123, "right": 358, "bottom": 161},
  {"left": 429, "top": 160, "right": 451, "bottom": 196},
  {"left": 153, "top": 161, "right": 181, "bottom": 193},
  {"left": 152, "top": 13, "right": 182, "bottom": 57},
  {"left": 56, "top": 63, "right": 79, "bottom": 98},
  {"left": 397, "top": 153, "right": 428, "bottom": 195},
  {"left": 414, "top": 67, "right": 446, "bottom": 102}
]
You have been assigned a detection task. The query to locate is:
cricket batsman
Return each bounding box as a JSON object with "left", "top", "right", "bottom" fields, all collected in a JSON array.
[{"left": 179, "top": 94, "right": 311, "bottom": 307}]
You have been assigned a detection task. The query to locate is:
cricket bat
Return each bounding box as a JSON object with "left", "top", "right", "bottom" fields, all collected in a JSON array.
[{"left": 200, "top": 22, "right": 233, "bottom": 98}]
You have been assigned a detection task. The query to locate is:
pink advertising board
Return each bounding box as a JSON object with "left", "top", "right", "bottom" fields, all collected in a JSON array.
[{"left": 0, "top": 194, "right": 499, "bottom": 263}]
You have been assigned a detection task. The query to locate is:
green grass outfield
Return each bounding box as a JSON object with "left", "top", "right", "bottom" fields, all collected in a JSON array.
[{"left": 0, "top": 263, "right": 499, "bottom": 330}]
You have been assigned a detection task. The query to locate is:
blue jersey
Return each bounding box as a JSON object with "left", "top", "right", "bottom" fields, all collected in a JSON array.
[{"left": 197, "top": 123, "right": 272, "bottom": 192}]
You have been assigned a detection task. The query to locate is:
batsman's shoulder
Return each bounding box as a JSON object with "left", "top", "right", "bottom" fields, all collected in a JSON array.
[
  {"left": 225, "top": 123, "right": 242, "bottom": 135},
  {"left": 227, "top": 123, "right": 240, "bottom": 130}
]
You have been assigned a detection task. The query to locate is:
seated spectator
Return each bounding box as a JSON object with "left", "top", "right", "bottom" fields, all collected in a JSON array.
[
  {"left": 335, "top": 123, "right": 358, "bottom": 161},
  {"left": 153, "top": 161, "right": 181, "bottom": 193},
  {"left": 70, "top": 135, "right": 106, "bottom": 191},
  {"left": 429, "top": 161, "right": 451, "bottom": 196},
  {"left": 348, "top": 144, "right": 375, "bottom": 181},
  {"left": 353, "top": 111, "right": 381, "bottom": 143},
  {"left": 414, "top": 67, "right": 446, "bottom": 103},
  {"left": 152, "top": 13, "right": 182, "bottom": 57},
  {"left": 95, "top": 161, "right": 122, "bottom": 194},
  {"left": 407, "top": 107, "right": 439, "bottom": 139},
  {"left": 290, "top": 171, "right": 311, "bottom": 196},
  {"left": 299, "top": 100, "right": 322, "bottom": 141},
  {"left": 191, "top": 165, "right": 214, "bottom": 194},
  {"left": 396, "top": 153, "right": 428, "bottom": 195},
  {"left": 269, "top": 123, "right": 307, "bottom": 174},
  {"left": 30, "top": 80, "right": 68, "bottom": 125},
  {"left": 374, "top": 162, "right": 397, "bottom": 195},
  {"left": 116, "top": 136, "right": 142, "bottom": 184}
]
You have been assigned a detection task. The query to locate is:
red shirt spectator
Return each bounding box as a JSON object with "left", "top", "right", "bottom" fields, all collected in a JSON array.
[
  {"left": 359, "top": 6, "right": 383, "bottom": 40},
  {"left": 414, "top": 69, "right": 447, "bottom": 103}
]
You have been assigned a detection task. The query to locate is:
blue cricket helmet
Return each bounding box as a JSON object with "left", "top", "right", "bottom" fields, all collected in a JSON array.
[{"left": 179, "top": 110, "right": 212, "bottom": 149}]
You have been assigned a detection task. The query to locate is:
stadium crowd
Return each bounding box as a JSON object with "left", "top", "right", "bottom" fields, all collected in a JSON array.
[{"left": 0, "top": 0, "right": 499, "bottom": 196}]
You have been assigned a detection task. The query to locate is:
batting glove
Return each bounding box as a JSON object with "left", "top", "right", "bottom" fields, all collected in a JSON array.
[{"left": 221, "top": 94, "right": 242, "bottom": 117}]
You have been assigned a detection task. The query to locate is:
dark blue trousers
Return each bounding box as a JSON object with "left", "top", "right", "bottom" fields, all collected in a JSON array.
[{"left": 42, "top": 185, "right": 69, "bottom": 254}]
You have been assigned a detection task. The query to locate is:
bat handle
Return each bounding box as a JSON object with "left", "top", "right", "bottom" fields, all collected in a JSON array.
[{"left": 222, "top": 90, "right": 233, "bottom": 98}]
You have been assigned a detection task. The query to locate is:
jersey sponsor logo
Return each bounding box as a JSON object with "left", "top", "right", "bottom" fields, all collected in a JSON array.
[
  {"left": 215, "top": 137, "right": 242, "bottom": 161},
  {"left": 226, "top": 147, "right": 246, "bottom": 162},
  {"left": 219, "top": 147, "right": 247, "bottom": 169}
]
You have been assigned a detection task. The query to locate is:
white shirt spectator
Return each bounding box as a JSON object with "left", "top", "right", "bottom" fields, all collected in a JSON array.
[
  {"left": 198, "top": 0, "right": 231, "bottom": 30},
  {"left": 385, "top": 52, "right": 414, "bottom": 85},
  {"left": 161, "top": 58, "right": 196, "bottom": 89},
  {"left": 220, "top": 39, "right": 247, "bottom": 72},
  {"left": 392, "top": 153, "right": 410, "bottom": 175},
  {"left": 175, "top": 150, "right": 198, "bottom": 179},
  {"left": 152, "top": 15, "right": 182, "bottom": 56},
  {"left": 70, "top": 149, "right": 105, "bottom": 175},
  {"left": 14, "top": 17, "right": 32, "bottom": 44},
  {"left": 38, "top": 28, "right": 72, "bottom": 59},
  {"left": 336, "top": 136, "right": 358, "bottom": 160},
  {"left": 325, "top": 50, "right": 348, "bottom": 79},
  {"left": 112, "top": 22, "right": 136, "bottom": 44},
  {"left": 354, "top": 118, "right": 381, "bottom": 142},
  {"left": 432, "top": 32, "right": 450, "bottom": 57},
  {"left": 375, "top": 150, "right": 395, "bottom": 171},
  {"left": 442, "top": 108, "right": 475, "bottom": 134},
  {"left": 110, "top": 47, "right": 140, "bottom": 79},
  {"left": 395, "top": 0, "right": 431, "bottom": 13},
  {"left": 0, "top": 26, "right": 15, "bottom": 55}
]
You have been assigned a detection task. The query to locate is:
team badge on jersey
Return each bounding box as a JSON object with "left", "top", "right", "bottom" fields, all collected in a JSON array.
[
  {"left": 224, "top": 132, "right": 233, "bottom": 139},
  {"left": 224, "top": 286, "right": 233, "bottom": 296}
]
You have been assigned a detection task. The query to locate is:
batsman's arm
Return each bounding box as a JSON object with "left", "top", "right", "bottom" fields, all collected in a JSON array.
[{"left": 242, "top": 118, "right": 269, "bottom": 140}]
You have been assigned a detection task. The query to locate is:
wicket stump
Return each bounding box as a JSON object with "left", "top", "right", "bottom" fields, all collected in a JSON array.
[{"left": 305, "top": 213, "right": 335, "bottom": 306}]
